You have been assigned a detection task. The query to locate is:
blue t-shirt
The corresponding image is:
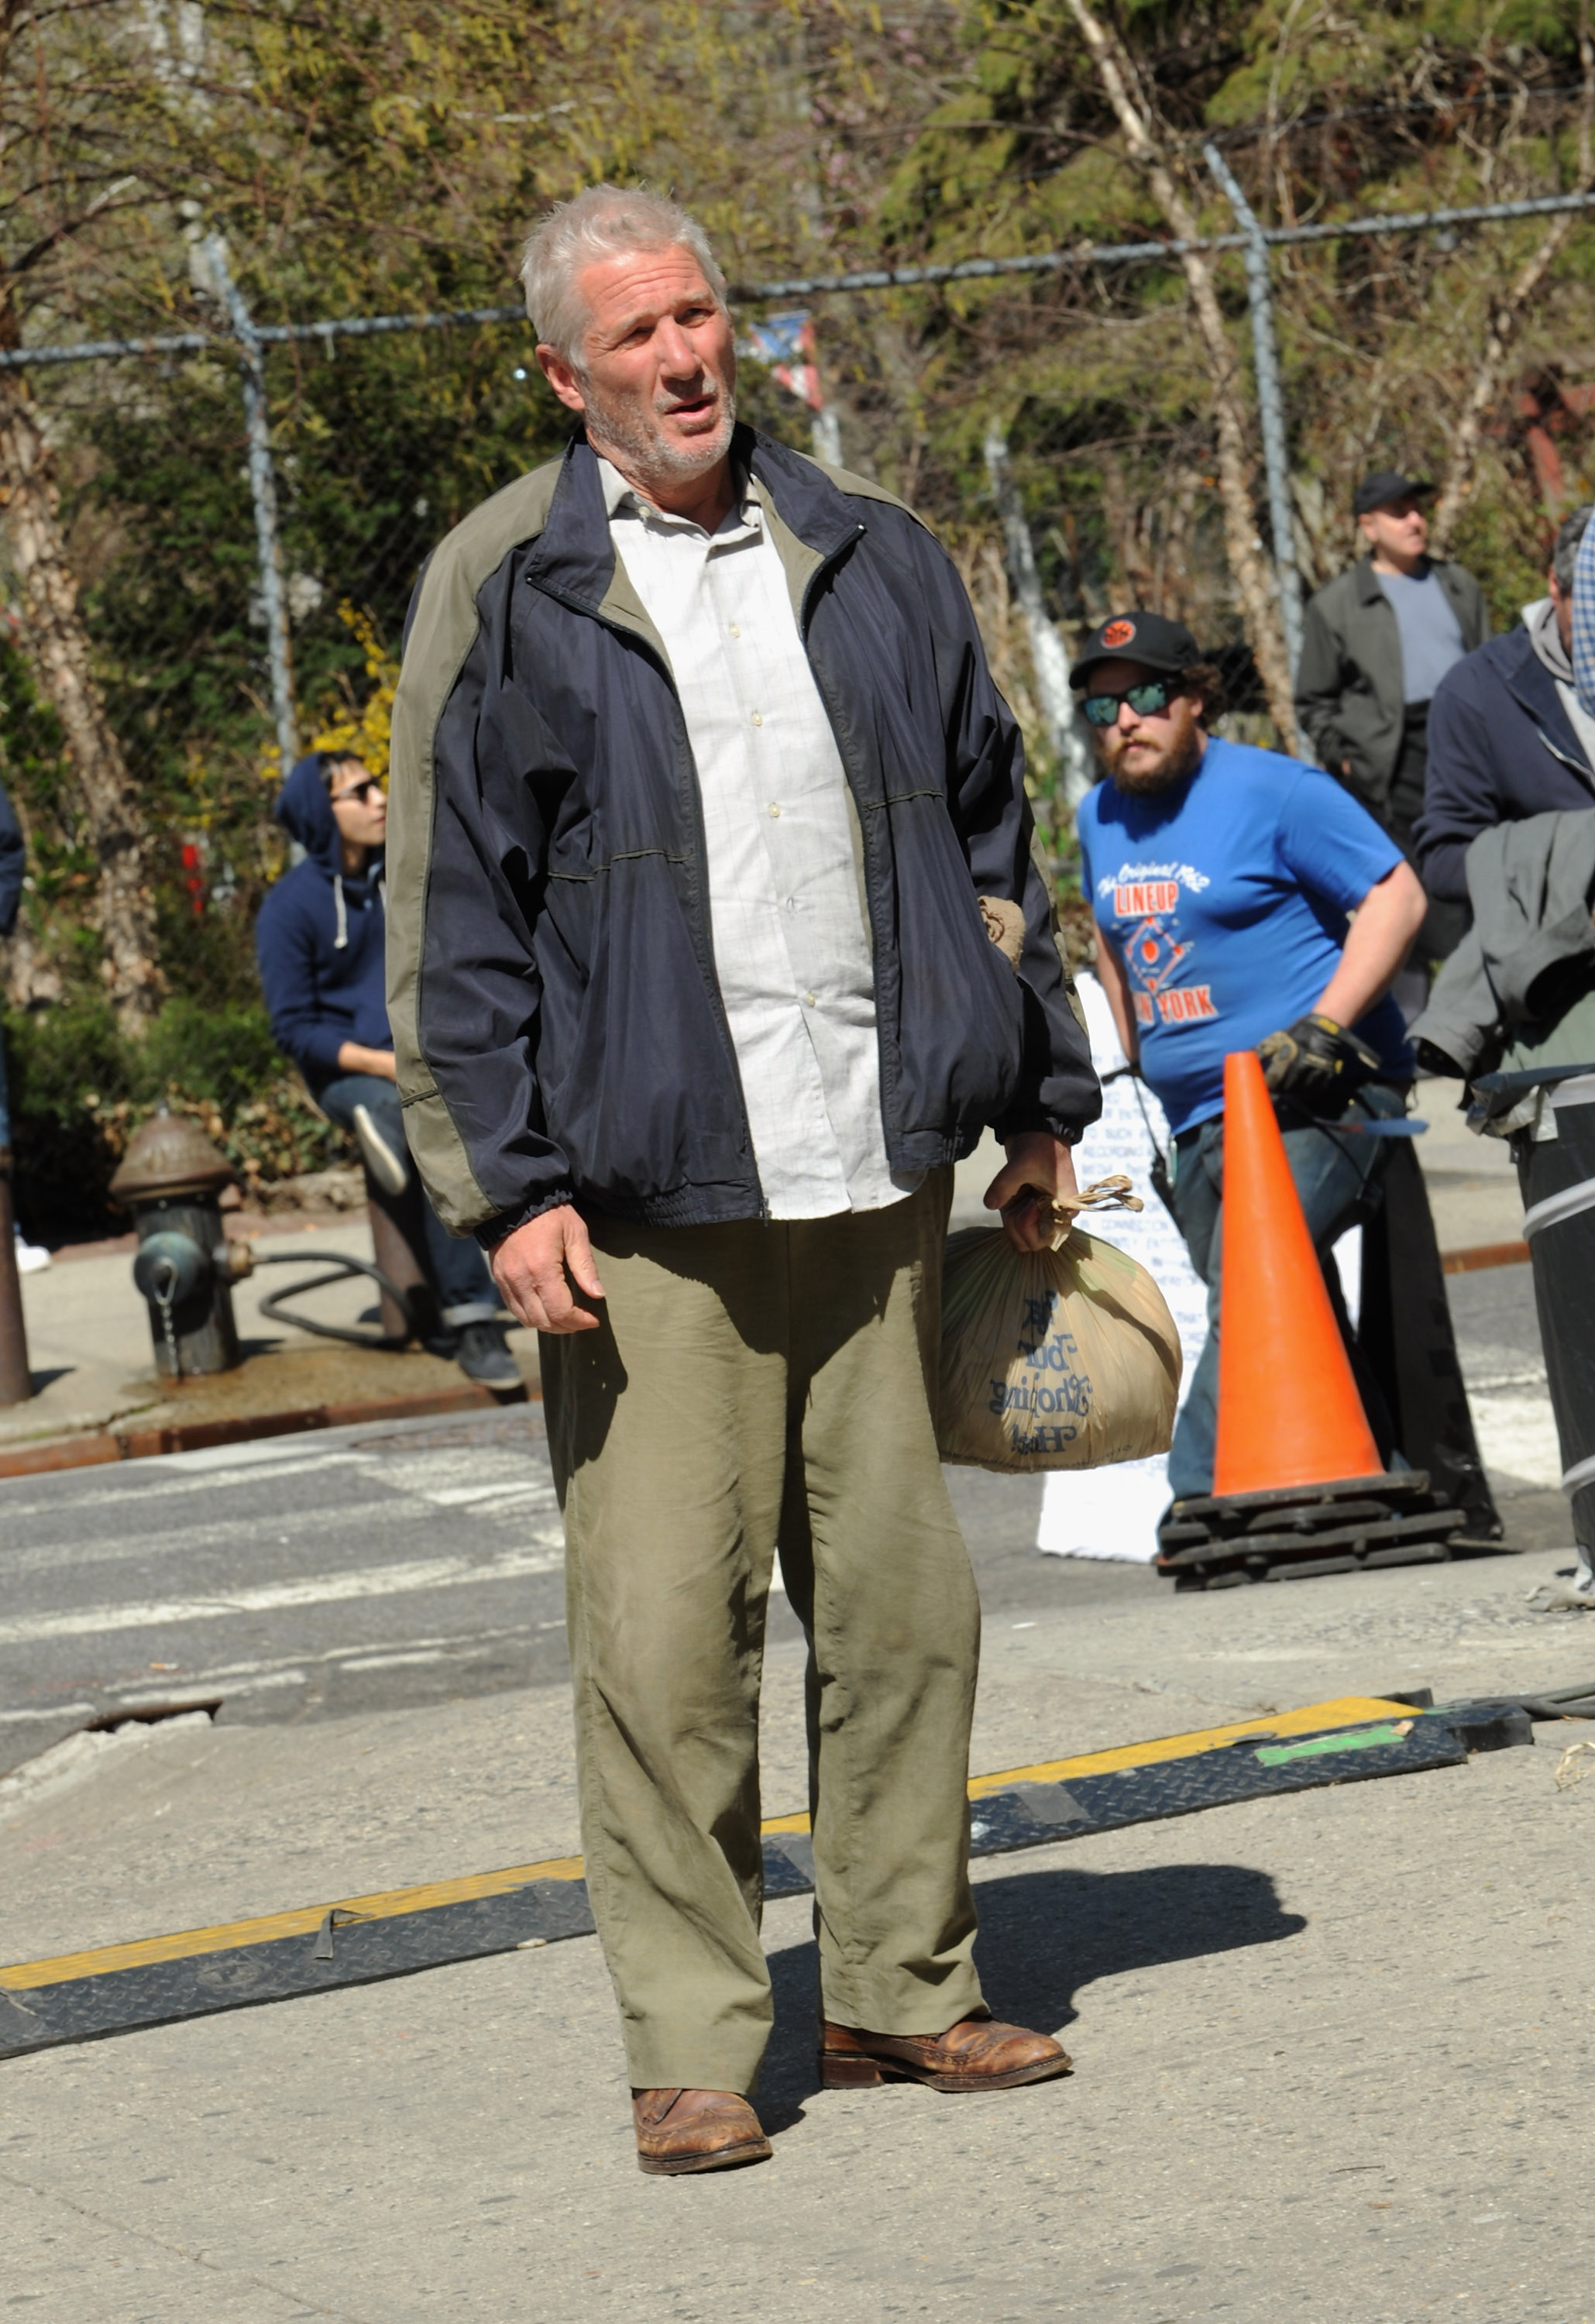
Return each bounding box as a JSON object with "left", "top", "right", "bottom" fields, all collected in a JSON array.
[{"left": 1076, "top": 737, "right": 1413, "bottom": 1137}]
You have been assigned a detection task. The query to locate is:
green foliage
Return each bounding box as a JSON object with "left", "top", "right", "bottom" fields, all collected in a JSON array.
[{"left": 4, "top": 996, "right": 352, "bottom": 1243}]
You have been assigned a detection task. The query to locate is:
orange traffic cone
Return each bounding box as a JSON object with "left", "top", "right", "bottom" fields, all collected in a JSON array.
[
  {"left": 1212, "top": 1048, "right": 1382, "bottom": 1493},
  {"left": 1157, "top": 1048, "right": 1464, "bottom": 1586}
]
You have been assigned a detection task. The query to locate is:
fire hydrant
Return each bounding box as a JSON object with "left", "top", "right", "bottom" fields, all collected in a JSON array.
[{"left": 110, "top": 1110, "right": 253, "bottom": 1380}]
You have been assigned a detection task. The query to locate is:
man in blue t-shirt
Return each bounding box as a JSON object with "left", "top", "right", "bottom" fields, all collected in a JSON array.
[{"left": 1073, "top": 610, "right": 1428, "bottom": 1498}]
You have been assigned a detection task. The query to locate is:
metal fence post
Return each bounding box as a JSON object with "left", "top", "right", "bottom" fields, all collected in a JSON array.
[
  {"left": 204, "top": 236, "right": 297, "bottom": 775},
  {"left": 982, "top": 423, "right": 1094, "bottom": 810},
  {"left": 1204, "top": 144, "right": 1305, "bottom": 686}
]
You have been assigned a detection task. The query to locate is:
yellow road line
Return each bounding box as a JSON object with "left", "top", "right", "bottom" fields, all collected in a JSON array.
[
  {"left": 964, "top": 1694, "right": 1413, "bottom": 1796},
  {"left": 1, "top": 1697, "right": 1413, "bottom": 1992}
]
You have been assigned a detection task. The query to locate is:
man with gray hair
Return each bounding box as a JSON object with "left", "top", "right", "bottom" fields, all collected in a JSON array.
[
  {"left": 1415, "top": 504, "right": 1595, "bottom": 900},
  {"left": 387, "top": 185, "right": 1098, "bottom": 2174}
]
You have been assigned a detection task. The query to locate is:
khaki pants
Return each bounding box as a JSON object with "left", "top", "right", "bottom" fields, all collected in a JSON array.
[{"left": 541, "top": 1171, "right": 985, "bottom": 2095}]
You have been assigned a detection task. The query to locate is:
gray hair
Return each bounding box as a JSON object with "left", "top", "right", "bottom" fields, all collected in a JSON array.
[
  {"left": 1553, "top": 504, "right": 1595, "bottom": 591},
  {"left": 520, "top": 185, "right": 728, "bottom": 369}
]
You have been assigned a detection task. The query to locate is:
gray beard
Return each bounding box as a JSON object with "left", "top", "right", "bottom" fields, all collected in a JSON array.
[{"left": 582, "top": 376, "right": 737, "bottom": 496}]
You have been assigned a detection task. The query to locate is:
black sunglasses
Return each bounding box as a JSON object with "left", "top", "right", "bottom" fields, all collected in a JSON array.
[
  {"left": 1082, "top": 678, "right": 1180, "bottom": 727},
  {"left": 331, "top": 776, "right": 384, "bottom": 805}
]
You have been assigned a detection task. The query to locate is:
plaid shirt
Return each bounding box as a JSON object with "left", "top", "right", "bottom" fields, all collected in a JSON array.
[{"left": 1573, "top": 516, "right": 1595, "bottom": 718}]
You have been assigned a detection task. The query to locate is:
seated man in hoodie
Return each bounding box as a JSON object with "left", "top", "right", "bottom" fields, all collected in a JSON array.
[
  {"left": 1415, "top": 504, "right": 1595, "bottom": 903},
  {"left": 256, "top": 752, "right": 517, "bottom": 1387}
]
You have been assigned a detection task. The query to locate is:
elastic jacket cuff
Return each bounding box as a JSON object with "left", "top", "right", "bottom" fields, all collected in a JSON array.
[
  {"left": 474, "top": 1187, "right": 579, "bottom": 1251},
  {"left": 991, "top": 1109, "right": 1086, "bottom": 1146}
]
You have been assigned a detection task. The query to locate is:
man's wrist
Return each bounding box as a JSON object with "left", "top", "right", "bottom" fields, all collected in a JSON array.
[{"left": 476, "top": 1188, "right": 579, "bottom": 1252}]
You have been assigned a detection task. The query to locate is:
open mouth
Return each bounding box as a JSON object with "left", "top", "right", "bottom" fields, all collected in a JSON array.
[{"left": 663, "top": 392, "right": 718, "bottom": 421}]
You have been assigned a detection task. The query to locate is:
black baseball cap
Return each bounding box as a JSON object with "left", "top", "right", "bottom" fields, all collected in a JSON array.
[
  {"left": 1070, "top": 610, "right": 1201, "bottom": 691},
  {"left": 1353, "top": 469, "right": 1433, "bottom": 517}
]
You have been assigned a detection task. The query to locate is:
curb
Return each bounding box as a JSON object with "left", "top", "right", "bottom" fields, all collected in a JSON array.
[
  {"left": 0, "top": 1379, "right": 534, "bottom": 1481},
  {"left": 1441, "top": 1239, "right": 1530, "bottom": 1275}
]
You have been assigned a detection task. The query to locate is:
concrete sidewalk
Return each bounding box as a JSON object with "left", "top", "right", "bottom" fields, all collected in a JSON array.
[
  {"left": 5, "top": 1538, "right": 1595, "bottom": 2321},
  {"left": 0, "top": 1214, "right": 539, "bottom": 1449}
]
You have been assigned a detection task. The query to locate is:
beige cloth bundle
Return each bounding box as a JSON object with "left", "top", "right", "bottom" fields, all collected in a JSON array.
[{"left": 936, "top": 1176, "right": 1183, "bottom": 1474}]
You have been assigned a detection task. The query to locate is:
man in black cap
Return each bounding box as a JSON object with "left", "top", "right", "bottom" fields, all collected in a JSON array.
[
  {"left": 1295, "top": 473, "right": 1487, "bottom": 975},
  {"left": 1074, "top": 609, "right": 1435, "bottom": 1500}
]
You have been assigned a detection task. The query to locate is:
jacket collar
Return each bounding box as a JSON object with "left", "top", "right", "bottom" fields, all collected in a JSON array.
[
  {"left": 524, "top": 426, "right": 865, "bottom": 658},
  {"left": 1494, "top": 623, "right": 1591, "bottom": 770}
]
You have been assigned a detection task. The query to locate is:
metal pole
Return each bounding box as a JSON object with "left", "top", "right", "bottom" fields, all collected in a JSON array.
[
  {"left": 1204, "top": 144, "right": 1305, "bottom": 686},
  {"left": 0, "top": 1156, "right": 33, "bottom": 1404},
  {"left": 983, "top": 423, "right": 1093, "bottom": 810},
  {"left": 204, "top": 237, "right": 297, "bottom": 775}
]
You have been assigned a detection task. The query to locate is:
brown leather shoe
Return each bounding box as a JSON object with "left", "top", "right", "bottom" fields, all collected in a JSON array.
[
  {"left": 820, "top": 2015, "right": 1072, "bottom": 2092},
  {"left": 631, "top": 2088, "right": 773, "bottom": 2176}
]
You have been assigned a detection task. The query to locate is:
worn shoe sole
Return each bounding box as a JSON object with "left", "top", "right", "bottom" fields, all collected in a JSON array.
[
  {"left": 636, "top": 2133, "right": 773, "bottom": 2177},
  {"left": 352, "top": 1104, "right": 409, "bottom": 1197},
  {"left": 820, "top": 2047, "right": 1073, "bottom": 2093}
]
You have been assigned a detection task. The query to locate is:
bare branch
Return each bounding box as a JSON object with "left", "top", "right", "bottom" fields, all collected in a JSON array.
[
  {"left": 1061, "top": 0, "right": 1300, "bottom": 745},
  {"left": 1430, "top": 5, "right": 1595, "bottom": 551}
]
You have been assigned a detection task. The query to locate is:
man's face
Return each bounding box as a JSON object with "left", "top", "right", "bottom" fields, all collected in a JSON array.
[
  {"left": 1358, "top": 495, "right": 1428, "bottom": 566},
  {"left": 537, "top": 246, "right": 736, "bottom": 493},
  {"left": 1087, "top": 659, "right": 1205, "bottom": 796},
  {"left": 328, "top": 759, "right": 387, "bottom": 851}
]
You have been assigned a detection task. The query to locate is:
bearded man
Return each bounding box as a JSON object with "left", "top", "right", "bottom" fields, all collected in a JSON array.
[
  {"left": 387, "top": 186, "right": 1098, "bottom": 2174},
  {"left": 1074, "top": 612, "right": 1426, "bottom": 1501}
]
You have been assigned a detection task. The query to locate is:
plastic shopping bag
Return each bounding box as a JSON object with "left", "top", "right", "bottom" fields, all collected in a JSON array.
[{"left": 937, "top": 1177, "right": 1183, "bottom": 1474}]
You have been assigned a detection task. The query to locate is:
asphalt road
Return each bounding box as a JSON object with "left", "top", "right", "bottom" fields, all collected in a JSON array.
[
  {"left": 0, "top": 1405, "right": 1168, "bottom": 1777},
  {"left": 0, "top": 1259, "right": 1553, "bottom": 1779}
]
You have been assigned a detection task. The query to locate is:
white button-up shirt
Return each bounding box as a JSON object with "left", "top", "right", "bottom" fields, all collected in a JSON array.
[{"left": 600, "top": 458, "right": 916, "bottom": 1219}]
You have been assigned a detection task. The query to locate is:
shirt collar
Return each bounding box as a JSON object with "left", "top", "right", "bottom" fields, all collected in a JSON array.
[{"left": 596, "top": 452, "right": 758, "bottom": 541}]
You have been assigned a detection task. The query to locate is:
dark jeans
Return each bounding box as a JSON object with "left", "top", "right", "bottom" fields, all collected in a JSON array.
[
  {"left": 1167, "top": 1083, "right": 1406, "bottom": 1498},
  {"left": 315, "top": 1072, "right": 499, "bottom": 1328}
]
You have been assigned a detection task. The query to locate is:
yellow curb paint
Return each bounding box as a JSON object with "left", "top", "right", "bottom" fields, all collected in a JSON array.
[
  {"left": 964, "top": 1695, "right": 1415, "bottom": 1797},
  {"left": 0, "top": 1856, "right": 587, "bottom": 1991},
  {"left": 0, "top": 1697, "right": 1415, "bottom": 1993}
]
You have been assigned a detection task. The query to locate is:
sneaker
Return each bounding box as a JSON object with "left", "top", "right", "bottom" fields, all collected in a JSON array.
[
  {"left": 13, "top": 1226, "right": 49, "bottom": 1274},
  {"left": 352, "top": 1103, "right": 409, "bottom": 1197},
  {"left": 455, "top": 1320, "right": 521, "bottom": 1389}
]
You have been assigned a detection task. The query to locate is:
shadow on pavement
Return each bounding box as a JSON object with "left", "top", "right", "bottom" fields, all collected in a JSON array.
[{"left": 758, "top": 1859, "right": 1305, "bottom": 2118}]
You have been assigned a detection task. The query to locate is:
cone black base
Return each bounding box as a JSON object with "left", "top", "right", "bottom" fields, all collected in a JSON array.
[{"left": 1157, "top": 1470, "right": 1466, "bottom": 1588}]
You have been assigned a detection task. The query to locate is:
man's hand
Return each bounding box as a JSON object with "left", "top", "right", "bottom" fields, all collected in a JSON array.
[
  {"left": 335, "top": 1040, "right": 397, "bottom": 1082},
  {"left": 983, "top": 1132, "right": 1080, "bottom": 1253},
  {"left": 1256, "top": 1014, "right": 1381, "bottom": 1118},
  {"left": 490, "top": 1205, "right": 606, "bottom": 1333}
]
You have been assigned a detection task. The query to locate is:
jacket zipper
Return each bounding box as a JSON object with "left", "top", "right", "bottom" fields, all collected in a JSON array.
[{"left": 528, "top": 573, "right": 769, "bottom": 1215}]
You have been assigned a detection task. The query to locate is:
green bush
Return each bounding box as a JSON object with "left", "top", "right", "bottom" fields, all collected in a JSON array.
[{"left": 5, "top": 996, "right": 354, "bottom": 1245}]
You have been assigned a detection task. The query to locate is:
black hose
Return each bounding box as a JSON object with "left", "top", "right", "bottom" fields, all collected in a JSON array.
[{"left": 250, "top": 1250, "right": 416, "bottom": 1352}]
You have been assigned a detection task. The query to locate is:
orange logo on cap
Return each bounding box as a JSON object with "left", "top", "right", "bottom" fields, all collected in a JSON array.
[{"left": 1102, "top": 617, "right": 1136, "bottom": 648}]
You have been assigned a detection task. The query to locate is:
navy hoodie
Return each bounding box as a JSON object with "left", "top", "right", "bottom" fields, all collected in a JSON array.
[{"left": 256, "top": 754, "right": 389, "bottom": 1086}]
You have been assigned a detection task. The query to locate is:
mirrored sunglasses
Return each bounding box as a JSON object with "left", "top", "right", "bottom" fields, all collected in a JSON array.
[
  {"left": 332, "top": 777, "right": 385, "bottom": 804},
  {"left": 1083, "top": 678, "right": 1177, "bottom": 727}
]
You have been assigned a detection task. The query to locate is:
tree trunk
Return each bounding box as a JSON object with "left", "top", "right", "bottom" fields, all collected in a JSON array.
[
  {"left": 1064, "top": 0, "right": 1301, "bottom": 751},
  {"left": 0, "top": 365, "right": 160, "bottom": 1027},
  {"left": 1431, "top": 15, "right": 1594, "bottom": 555}
]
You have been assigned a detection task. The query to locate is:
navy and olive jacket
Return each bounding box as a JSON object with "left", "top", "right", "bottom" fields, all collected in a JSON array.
[{"left": 386, "top": 428, "right": 1099, "bottom": 1242}]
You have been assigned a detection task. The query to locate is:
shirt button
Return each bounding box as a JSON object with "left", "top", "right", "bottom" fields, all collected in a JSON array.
[
  {"left": 785, "top": 896, "right": 798, "bottom": 912},
  {"left": 768, "top": 802, "right": 781, "bottom": 818},
  {"left": 804, "top": 992, "right": 816, "bottom": 1007},
  {"left": 730, "top": 624, "right": 741, "bottom": 638},
  {"left": 751, "top": 710, "right": 764, "bottom": 726}
]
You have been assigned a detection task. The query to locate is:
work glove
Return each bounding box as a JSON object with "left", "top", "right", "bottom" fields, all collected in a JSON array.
[{"left": 1255, "top": 1013, "right": 1382, "bottom": 1119}]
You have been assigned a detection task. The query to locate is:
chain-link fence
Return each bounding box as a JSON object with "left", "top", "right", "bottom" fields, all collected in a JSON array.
[{"left": 3, "top": 185, "right": 1594, "bottom": 1235}]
